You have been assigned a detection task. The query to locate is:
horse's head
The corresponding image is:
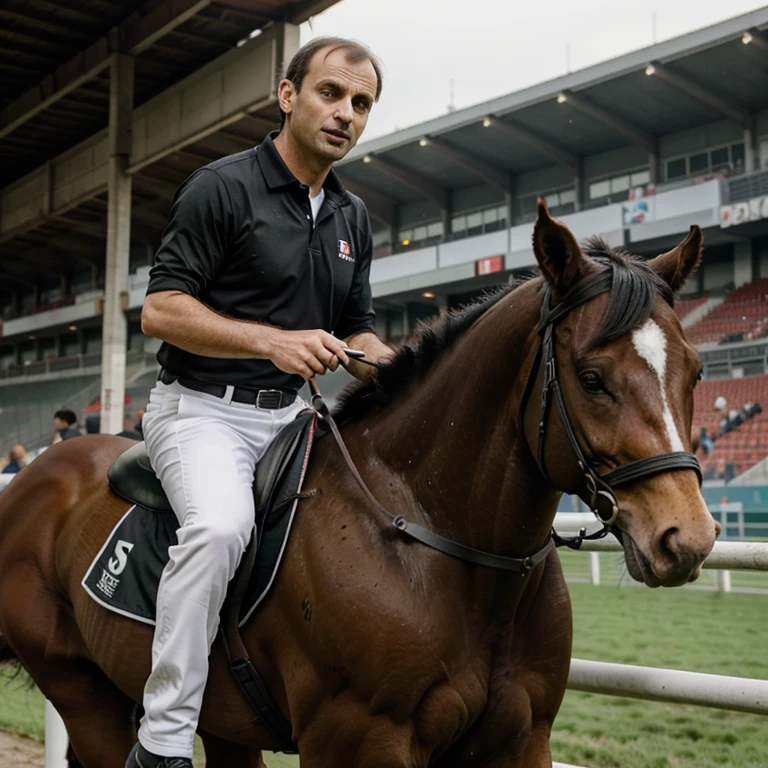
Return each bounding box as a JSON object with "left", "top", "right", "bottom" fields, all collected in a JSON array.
[{"left": 526, "top": 202, "right": 717, "bottom": 587}]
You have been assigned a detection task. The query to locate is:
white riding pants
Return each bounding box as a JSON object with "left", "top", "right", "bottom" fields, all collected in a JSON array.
[{"left": 138, "top": 379, "right": 306, "bottom": 758}]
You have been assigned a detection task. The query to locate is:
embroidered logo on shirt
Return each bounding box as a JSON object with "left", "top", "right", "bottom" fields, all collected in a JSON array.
[{"left": 337, "top": 240, "right": 354, "bottom": 263}]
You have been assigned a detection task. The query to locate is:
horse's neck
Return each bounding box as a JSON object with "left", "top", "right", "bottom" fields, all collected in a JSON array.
[{"left": 369, "top": 281, "right": 561, "bottom": 560}]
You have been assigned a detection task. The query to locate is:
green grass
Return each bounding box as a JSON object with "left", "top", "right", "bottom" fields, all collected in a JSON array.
[
  {"left": 1, "top": 584, "right": 766, "bottom": 767},
  {"left": 554, "top": 584, "right": 768, "bottom": 768}
]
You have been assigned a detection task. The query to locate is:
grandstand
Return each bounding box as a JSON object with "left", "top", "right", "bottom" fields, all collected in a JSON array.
[
  {"left": 2, "top": 7, "right": 768, "bottom": 487},
  {"left": 675, "top": 295, "right": 710, "bottom": 321},
  {"left": 694, "top": 375, "right": 768, "bottom": 480},
  {"left": 685, "top": 279, "right": 768, "bottom": 345}
]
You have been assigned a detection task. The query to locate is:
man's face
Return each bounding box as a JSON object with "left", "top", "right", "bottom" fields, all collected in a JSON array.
[
  {"left": 53, "top": 417, "right": 67, "bottom": 431},
  {"left": 280, "top": 47, "right": 378, "bottom": 163},
  {"left": 9, "top": 445, "right": 24, "bottom": 462}
]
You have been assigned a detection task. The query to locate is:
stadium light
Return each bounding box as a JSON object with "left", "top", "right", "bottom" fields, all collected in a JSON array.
[
  {"left": 401, "top": 239, "right": 411, "bottom": 246},
  {"left": 68, "top": 325, "right": 78, "bottom": 331},
  {"left": 645, "top": 64, "right": 656, "bottom": 76},
  {"left": 422, "top": 291, "right": 436, "bottom": 299},
  {"left": 419, "top": 137, "right": 430, "bottom": 147},
  {"left": 557, "top": 93, "right": 567, "bottom": 104},
  {"left": 363, "top": 155, "right": 372, "bottom": 164},
  {"left": 742, "top": 31, "right": 753, "bottom": 44},
  {"left": 482, "top": 117, "right": 492, "bottom": 128}
]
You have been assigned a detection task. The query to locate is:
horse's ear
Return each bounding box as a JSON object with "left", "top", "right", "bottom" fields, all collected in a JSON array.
[
  {"left": 532, "top": 200, "right": 592, "bottom": 299},
  {"left": 648, "top": 226, "right": 703, "bottom": 293}
]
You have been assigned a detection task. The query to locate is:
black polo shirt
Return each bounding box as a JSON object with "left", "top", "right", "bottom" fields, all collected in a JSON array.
[{"left": 145, "top": 132, "right": 376, "bottom": 391}]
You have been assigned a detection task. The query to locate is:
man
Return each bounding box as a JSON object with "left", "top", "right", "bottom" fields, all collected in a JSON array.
[
  {"left": 52, "top": 409, "right": 80, "bottom": 443},
  {"left": 1, "top": 443, "right": 27, "bottom": 474},
  {"left": 128, "top": 37, "right": 392, "bottom": 767}
]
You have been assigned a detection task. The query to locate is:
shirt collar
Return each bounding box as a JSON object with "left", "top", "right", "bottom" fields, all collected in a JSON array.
[{"left": 257, "top": 131, "right": 347, "bottom": 199}]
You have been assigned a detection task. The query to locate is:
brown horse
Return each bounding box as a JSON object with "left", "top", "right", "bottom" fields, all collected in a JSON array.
[{"left": 0, "top": 204, "right": 717, "bottom": 767}]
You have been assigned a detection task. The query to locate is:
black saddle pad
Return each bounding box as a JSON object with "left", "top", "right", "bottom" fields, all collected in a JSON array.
[{"left": 82, "top": 413, "right": 317, "bottom": 627}]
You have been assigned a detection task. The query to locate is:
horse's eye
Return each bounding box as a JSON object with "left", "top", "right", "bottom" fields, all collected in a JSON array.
[{"left": 579, "top": 370, "right": 604, "bottom": 395}]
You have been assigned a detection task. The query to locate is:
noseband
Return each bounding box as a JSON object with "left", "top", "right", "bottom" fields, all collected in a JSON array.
[{"left": 519, "top": 270, "right": 702, "bottom": 529}]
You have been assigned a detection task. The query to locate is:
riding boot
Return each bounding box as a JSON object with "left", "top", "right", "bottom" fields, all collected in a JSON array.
[{"left": 125, "top": 742, "right": 192, "bottom": 768}]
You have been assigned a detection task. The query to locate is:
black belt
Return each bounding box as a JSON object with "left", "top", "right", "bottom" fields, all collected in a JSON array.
[{"left": 158, "top": 369, "right": 297, "bottom": 410}]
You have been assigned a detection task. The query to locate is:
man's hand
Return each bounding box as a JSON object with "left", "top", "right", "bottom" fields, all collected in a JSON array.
[{"left": 268, "top": 329, "right": 351, "bottom": 380}]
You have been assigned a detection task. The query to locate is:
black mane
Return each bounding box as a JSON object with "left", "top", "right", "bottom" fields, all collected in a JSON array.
[
  {"left": 333, "top": 240, "right": 672, "bottom": 426},
  {"left": 581, "top": 237, "right": 673, "bottom": 350}
]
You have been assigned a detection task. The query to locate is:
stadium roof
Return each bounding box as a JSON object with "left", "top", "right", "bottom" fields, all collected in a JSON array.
[
  {"left": 0, "top": 0, "right": 337, "bottom": 185},
  {"left": 338, "top": 7, "right": 768, "bottom": 224}
]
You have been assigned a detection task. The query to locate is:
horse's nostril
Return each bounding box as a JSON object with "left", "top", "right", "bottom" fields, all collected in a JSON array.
[{"left": 660, "top": 526, "right": 680, "bottom": 558}]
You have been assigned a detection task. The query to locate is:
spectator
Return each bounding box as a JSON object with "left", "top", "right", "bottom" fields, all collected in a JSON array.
[
  {"left": 714, "top": 396, "right": 727, "bottom": 412},
  {"left": 1, "top": 444, "right": 27, "bottom": 474},
  {"left": 52, "top": 409, "right": 81, "bottom": 443},
  {"left": 699, "top": 427, "right": 714, "bottom": 456},
  {"left": 116, "top": 415, "right": 142, "bottom": 441},
  {"left": 727, "top": 408, "right": 744, "bottom": 430}
]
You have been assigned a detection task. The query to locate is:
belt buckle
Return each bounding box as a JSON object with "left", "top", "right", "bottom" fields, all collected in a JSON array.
[{"left": 256, "top": 389, "right": 282, "bottom": 409}]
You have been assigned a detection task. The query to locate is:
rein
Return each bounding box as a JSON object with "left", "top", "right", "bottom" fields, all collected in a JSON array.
[
  {"left": 315, "top": 269, "right": 701, "bottom": 571},
  {"left": 309, "top": 378, "right": 554, "bottom": 574}
]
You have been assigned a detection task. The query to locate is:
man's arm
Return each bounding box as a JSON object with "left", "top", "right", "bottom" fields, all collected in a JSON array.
[
  {"left": 143, "top": 291, "right": 351, "bottom": 381},
  {"left": 343, "top": 331, "right": 395, "bottom": 381}
]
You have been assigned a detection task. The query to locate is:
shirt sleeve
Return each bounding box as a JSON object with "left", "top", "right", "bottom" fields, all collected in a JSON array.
[
  {"left": 334, "top": 209, "right": 377, "bottom": 340},
  {"left": 145, "top": 168, "right": 232, "bottom": 298}
]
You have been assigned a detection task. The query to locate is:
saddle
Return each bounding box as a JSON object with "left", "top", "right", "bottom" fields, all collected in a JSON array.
[{"left": 82, "top": 411, "right": 317, "bottom": 752}]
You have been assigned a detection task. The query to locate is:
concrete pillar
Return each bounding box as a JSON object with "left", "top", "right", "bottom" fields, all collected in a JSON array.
[
  {"left": 648, "top": 150, "right": 661, "bottom": 186},
  {"left": 734, "top": 240, "right": 753, "bottom": 288},
  {"left": 573, "top": 160, "right": 585, "bottom": 212},
  {"left": 505, "top": 190, "right": 514, "bottom": 254},
  {"left": 441, "top": 206, "right": 452, "bottom": 241},
  {"left": 744, "top": 115, "right": 757, "bottom": 174},
  {"left": 100, "top": 53, "right": 134, "bottom": 435},
  {"left": 60, "top": 272, "right": 72, "bottom": 301}
]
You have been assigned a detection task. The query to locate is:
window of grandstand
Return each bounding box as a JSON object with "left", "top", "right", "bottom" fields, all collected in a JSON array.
[
  {"left": 397, "top": 220, "right": 445, "bottom": 249},
  {"left": 588, "top": 168, "right": 651, "bottom": 204},
  {"left": 451, "top": 204, "right": 507, "bottom": 238},
  {"left": 517, "top": 188, "right": 575, "bottom": 219},
  {"left": 665, "top": 142, "right": 745, "bottom": 181}
]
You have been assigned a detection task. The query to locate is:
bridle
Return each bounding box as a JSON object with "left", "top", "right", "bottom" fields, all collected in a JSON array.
[
  {"left": 518, "top": 269, "right": 702, "bottom": 533},
  {"left": 312, "top": 266, "right": 702, "bottom": 572}
]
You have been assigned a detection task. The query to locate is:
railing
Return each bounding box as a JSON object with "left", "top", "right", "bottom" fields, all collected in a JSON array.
[
  {"left": 722, "top": 167, "right": 768, "bottom": 204},
  {"left": 548, "top": 515, "right": 768, "bottom": 768},
  {"left": 2, "top": 352, "right": 102, "bottom": 380}
]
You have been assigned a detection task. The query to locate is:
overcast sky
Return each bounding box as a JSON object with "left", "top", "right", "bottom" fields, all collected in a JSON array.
[{"left": 300, "top": 0, "right": 767, "bottom": 141}]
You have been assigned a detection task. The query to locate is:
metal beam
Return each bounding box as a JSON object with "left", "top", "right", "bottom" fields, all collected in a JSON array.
[
  {"left": 485, "top": 117, "right": 580, "bottom": 173},
  {"left": 132, "top": 174, "right": 180, "bottom": 202},
  {"left": 0, "top": 39, "right": 112, "bottom": 139},
  {"left": 0, "top": 268, "right": 37, "bottom": 288},
  {"left": 336, "top": 175, "right": 398, "bottom": 228},
  {"left": 235, "top": 114, "right": 279, "bottom": 139},
  {"left": 558, "top": 90, "right": 657, "bottom": 154},
  {"left": 365, "top": 156, "right": 448, "bottom": 209},
  {"left": 648, "top": 62, "right": 749, "bottom": 127},
  {"left": 123, "top": 0, "right": 212, "bottom": 55},
  {"left": 2, "top": 252, "right": 69, "bottom": 276},
  {"left": 0, "top": 0, "right": 213, "bottom": 138},
  {"left": 746, "top": 27, "right": 768, "bottom": 53},
  {"left": 421, "top": 136, "right": 512, "bottom": 194}
]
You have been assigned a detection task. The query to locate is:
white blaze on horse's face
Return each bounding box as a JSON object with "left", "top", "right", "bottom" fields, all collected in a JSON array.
[{"left": 631, "top": 319, "right": 685, "bottom": 453}]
